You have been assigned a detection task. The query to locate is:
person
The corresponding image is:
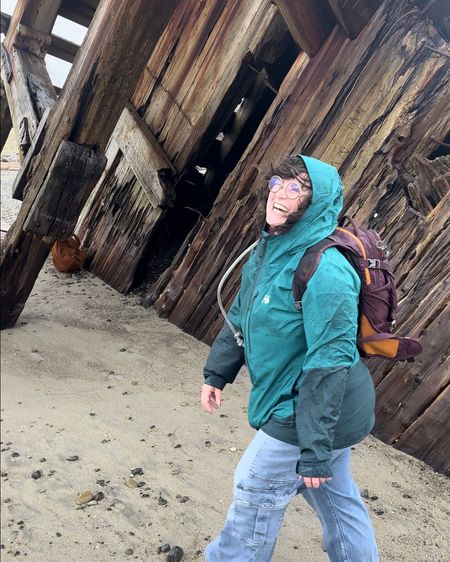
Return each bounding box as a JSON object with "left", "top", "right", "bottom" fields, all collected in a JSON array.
[{"left": 201, "top": 155, "right": 380, "bottom": 562}]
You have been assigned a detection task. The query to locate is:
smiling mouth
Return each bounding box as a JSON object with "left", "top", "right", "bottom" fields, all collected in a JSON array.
[{"left": 273, "top": 203, "right": 288, "bottom": 213}]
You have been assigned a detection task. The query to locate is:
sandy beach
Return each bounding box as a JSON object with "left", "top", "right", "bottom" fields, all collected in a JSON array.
[{"left": 1, "top": 170, "right": 450, "bottom": 562}]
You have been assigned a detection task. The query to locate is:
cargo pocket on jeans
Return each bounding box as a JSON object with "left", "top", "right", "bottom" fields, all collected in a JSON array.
[{"left": 232, "top": 485, "right": 271, "bottom": 547}]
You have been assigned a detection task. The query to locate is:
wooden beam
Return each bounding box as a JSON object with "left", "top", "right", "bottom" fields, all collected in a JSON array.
[
  {"left": 59, "top": 0, "right": 99, "bottom": 28},
  {"left": 4, "top": 0, "right": 62, "bottom": 50},
  {"left": 1, "top": 43, "right": 56, "bottom": 157},
  {"left": 1, "top": 12, "right": 79, "bottom": 63},
  {"left": 275, "top": 0, "right": 336, "bottom": 57},
  {"left": 113, "top": 103, "right": 175, "bottom": 207},
  {"left": 0, "top": 0, "right": 180, "bottom": 329},
  {"left": 328, "top": 0, "right": 382, "bottom": 40},
  {"left": 1, "top": 80, "right": 13, "bottom": 152}
]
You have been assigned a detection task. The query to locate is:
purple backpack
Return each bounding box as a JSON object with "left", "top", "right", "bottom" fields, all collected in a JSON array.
[{"left": 293, "top": 216, "right": 422, "bottom": 361}]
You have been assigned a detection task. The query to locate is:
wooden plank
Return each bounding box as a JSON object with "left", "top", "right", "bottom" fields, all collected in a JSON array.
[
  {"left": 1, "top": 12, "right": 79, "bottom": 63},
  {"left": 12, "top": 106, "right": 50, "bottom": 200},
  {"left": 24, "top": 140, "right": 106, "bottom": 238},
  {"left": 78, "top": 155, "right": 166, "bottom": 293},
  {"left": 113, "top": 103, "right": 175, "bottom": 208},
  {"left": 0, "top": 0, "right": 180, "bottom": 329},
  {"left": 394, "top": 385, "right": 450, "bottom": 474},
  {"left": 48, "top": 33, "right": 78, "bottom": 63},
  {"left": 0, "top": 80, "right": 13, "bottom": 152},
  {"left": 275, "top": 0, "right": 336, "bottom": 56},
  {"left": 3, "top": 0, "right": 61, "bottom": 50},
  {"left": 1, "top": 44, "right": 56, "bottom": 157},
  {"left": 328, "top": 0, "right": 382, "bottom": 39},
  {"left": 59, "top": 0, "right": 99, "bottom": 28}
]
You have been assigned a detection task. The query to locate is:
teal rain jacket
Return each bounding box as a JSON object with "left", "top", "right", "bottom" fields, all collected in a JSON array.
[{"left": 204, "top": 155, "right": 375, "bottom": 477}]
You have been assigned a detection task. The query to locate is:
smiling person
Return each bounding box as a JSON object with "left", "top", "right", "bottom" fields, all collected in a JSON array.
[{"left": 201, "top": 155, "right": 379, "bottom": 562}]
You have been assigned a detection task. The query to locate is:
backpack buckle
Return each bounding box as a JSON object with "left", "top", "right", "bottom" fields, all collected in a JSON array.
[{"left": 367, "top": 258, "right": 381, "bottom": 268}]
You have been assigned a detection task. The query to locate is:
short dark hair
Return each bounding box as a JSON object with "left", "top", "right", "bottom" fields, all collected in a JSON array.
[{"left": 255, "top": 155, "right": 312, "bottom": 234}]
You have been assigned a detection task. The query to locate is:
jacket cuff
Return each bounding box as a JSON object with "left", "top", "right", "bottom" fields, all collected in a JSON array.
[
  {"left": 204, "top": 373, "right": 228, "bottom": 390},
  {"left": 296, "top": 459, "right": 333, "bottom": 478}
]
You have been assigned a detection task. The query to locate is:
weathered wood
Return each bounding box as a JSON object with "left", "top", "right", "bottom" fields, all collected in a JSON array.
[
  {"left": 3, "top": 0, "right": 61, "bottom": 50},
  {"left": 59, "top": 0, "right": 99, "bottom": 28},
  {"left": 394, "top": 384, "right": 450, "bottom": 474},
  {"left": 1, "top": 42, "right": 56, "bottom": 158},
  {"left": 11, "top": 106, "right": 50, "bottom": 200},
  {"left": 0, "top": 80, "right": 13, "bottom": 153},
  {"left": 328, "top": 0, "right": 382, "bottom": 39},
  {"left": 113, "top": 103, "right": 175, "bottom": 207},
  {"left": 1, "top": 44, "right": 13, "bottom": 83},
  {"left": 275, "top": 0, "right": 336, "bottom": 56},
  {"left": 24, "top": 140, "right": 106, "bottom": 238},
  {"left": 1, "top": 11, "right": 79, "bottom": 63},
  {"left": 79, "top": 155, "right": 166, "bottom": 293},
  {"left": 79, "top": 0, "right": 294, "bottom": 293},
  {"left": 75, "top": 103, "right": 175, "bottom": 292},
  {"left": 0, "top": 0, "right": 180, "bottom": 329},
  {"left": 14, "top": 22, "right": 51, "bottom": 57}
]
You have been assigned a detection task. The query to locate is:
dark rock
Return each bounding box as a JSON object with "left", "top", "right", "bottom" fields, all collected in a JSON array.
[
  {"left": 204, "top": 441, "right": 211, "bottom": 447},
  {"left": 120, "top": 348, "right": 127, "bottom": 352},
  {"left": 174, "top": 444, "right": 182, "bottom": 449},
  {"left": 130, "top": 467, "right": 143, "bottom": 476},
  {"left": 137, "top": 481, "right": 146, "bottom": 488},
  {"left": 32, "top": 470, "right": 43, "bottom": 480},
  {"left": 56, "top": 532, "right": 62, "bottom": 538},
  {"left": 167, "top": 545, "right": 184, "bottom": 561},
  {"left": 93, "top": 491, "right": 105, "bottom": 502},
  {"left": 179, "top": 496, "right": 189, "bottom": 503},
  {"left": 124, "top": 548, "right": 134, "bottom": 555},
  {"left": 65, "top": 455, "right": 79, "bottom": 462},
  {"left": 89, "top": 413, "right": 96, "bottom": 417},
  {"left": 96, "top": 480, "right": 105, "bottom": 486},
  {"left": 40, "top": 458, "right": 46, "bottom": 462},
  {"left": 11, "top": 452, "right": 19, "bottom": 457},
  {"left": 158, "top": 496, "right": 168, "bottom": 506},
  {"left": 158, "top": 544, "right": 170, "bottom": 553}
]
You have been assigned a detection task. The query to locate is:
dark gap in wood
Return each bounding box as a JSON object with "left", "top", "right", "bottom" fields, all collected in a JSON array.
[
  {"left": 136, "top": 13, "right": 299, "bottom": 296},
  {"left": 428, "top": 131, "right": 450, "bottom": 159}
]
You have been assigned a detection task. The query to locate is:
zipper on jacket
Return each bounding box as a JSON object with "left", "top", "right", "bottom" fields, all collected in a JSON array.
[{"left": 244, "top": 238, "right": 267, "bottom": 357}]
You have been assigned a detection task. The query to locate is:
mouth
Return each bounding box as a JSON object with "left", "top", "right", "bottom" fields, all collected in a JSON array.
[{"left": 273, "top": 202, "right": 288, "bottom": 214}]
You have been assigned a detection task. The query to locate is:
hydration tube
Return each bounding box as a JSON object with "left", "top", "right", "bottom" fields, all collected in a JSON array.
[{"left": 217, "top": 240, "right": 259, "bottom": 347}]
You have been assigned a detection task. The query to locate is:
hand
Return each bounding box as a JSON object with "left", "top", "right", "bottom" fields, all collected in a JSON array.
[
  {"left": 300, "top": 476, "right": 332, "bottom": 489},
  {"left": 201, "top": 384, "right": 222, "bottom": 413}
]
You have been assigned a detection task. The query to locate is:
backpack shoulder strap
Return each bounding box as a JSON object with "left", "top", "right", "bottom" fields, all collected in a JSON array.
[{"left": 293, "top": 238, "right": 339, "bottom": 310}]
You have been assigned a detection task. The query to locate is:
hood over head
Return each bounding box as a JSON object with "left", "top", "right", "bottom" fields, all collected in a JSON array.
[{"left": 265, "top": 155, "right": 343, "bottom": 253}]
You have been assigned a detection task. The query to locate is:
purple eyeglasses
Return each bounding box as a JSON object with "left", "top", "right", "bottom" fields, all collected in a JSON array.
[{"left": 267, "top": 175, "right": 312, "bottom": 199}]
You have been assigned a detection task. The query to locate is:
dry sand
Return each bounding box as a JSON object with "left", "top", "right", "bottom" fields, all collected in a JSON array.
[{"left": 1, "top": 165, "right": 449, "bottom": 561}]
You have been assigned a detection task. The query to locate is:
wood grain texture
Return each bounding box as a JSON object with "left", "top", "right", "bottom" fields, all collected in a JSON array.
[
  {"left": 0, "top": 0, "right": 180, "bottom": 329},
  {"left": 276, "top": 0, "right": 336, "bottom": 55}
]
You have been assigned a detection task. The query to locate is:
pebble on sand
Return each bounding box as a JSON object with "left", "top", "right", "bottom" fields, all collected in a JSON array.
[
  {"left": 31, "top": 470, "right": 43, "bottom": 480},
  {"left": 65, "top": 455, "right": 79, "bottom": 462},
  {"left": 76, "top": 491, "right": 94, "bottom": 505},
  {"left": 167, "top": 545, "right": 184, "bottom": 562}
]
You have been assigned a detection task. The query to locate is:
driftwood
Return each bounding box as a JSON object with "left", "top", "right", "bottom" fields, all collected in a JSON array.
[{"left": 0, "top": 0, "right": 180, "bottom": 329}]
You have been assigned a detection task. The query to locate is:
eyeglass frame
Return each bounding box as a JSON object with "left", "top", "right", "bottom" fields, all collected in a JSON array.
[{"left": 267, "top": 175, "right": 312, "bottom": 199}]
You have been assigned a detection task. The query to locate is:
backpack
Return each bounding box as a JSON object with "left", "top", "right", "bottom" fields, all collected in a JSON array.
[
  {"left": 51, "top": 234, "right": 86, "bottom": 273},
  {"left": 292, "top": 216, "right": 422, "bottom": 361}
]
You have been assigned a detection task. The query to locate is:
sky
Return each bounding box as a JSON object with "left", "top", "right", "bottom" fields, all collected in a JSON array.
[{"left": 1, "top": 0, "right": 88, "bottom": 88}]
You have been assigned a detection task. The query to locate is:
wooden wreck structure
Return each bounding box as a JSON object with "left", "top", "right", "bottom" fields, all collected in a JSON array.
[{"left": 1, "top": 0, "right": 449, "bottom": 474}]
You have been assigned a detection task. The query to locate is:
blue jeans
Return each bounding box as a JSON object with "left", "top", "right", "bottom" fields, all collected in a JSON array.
[{"left": 205, "top": 431, "right": 379, "bottom": 562}]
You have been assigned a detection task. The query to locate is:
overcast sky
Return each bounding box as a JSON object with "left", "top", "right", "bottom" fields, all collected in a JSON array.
[{"left": 1, "top": 0, "right": 88, "bottom": 87}]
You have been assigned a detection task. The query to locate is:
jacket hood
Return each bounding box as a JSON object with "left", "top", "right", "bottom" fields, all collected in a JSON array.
[{"left": 263, "top": 155, "right": 343, "bottom": 254}]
